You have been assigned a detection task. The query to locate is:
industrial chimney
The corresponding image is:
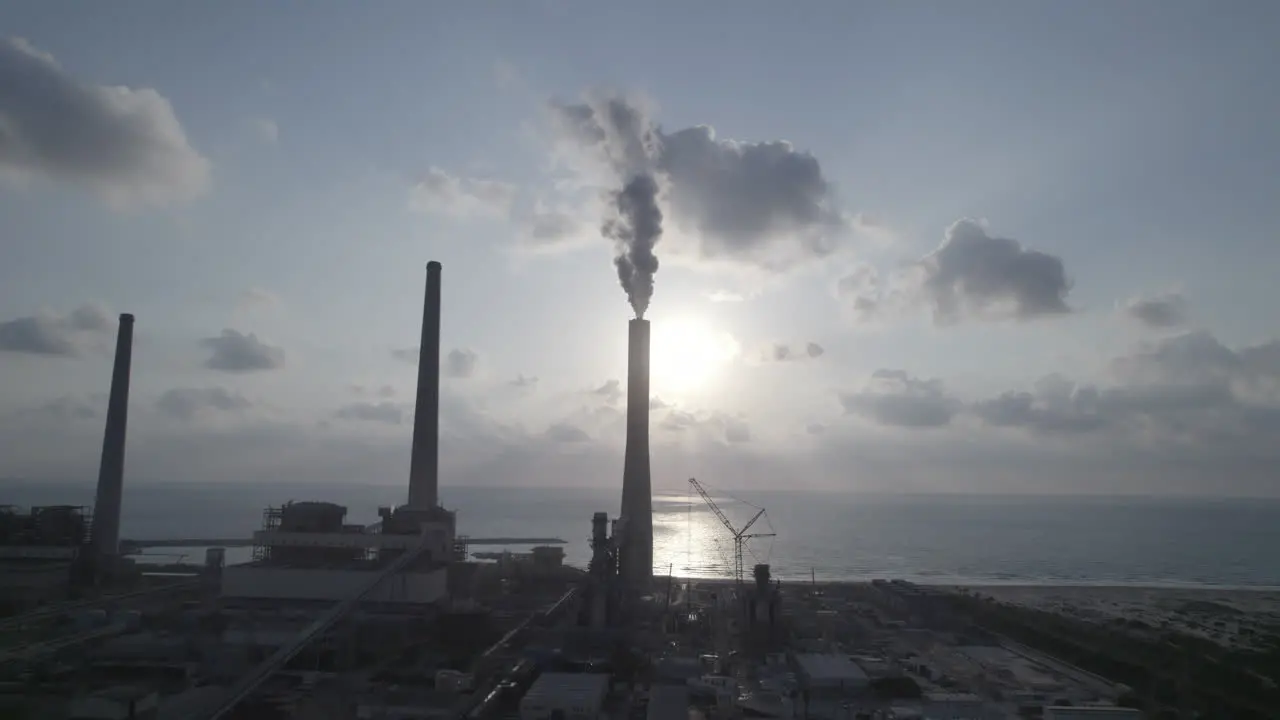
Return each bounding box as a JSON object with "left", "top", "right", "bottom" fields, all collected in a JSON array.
[
  {"left": 408, "top": 261, "right": 442, "bottom": 509},
  {"left": 90, "top": 313, "right": 134, "bottom": 562},
  {"left": 619, "top": 318, "right": 653, "bottom": 588}
]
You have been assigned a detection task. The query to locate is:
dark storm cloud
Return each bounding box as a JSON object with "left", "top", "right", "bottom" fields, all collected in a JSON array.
[
  {"left": 0, "top": 37, "right": 209, "bottom": 206},
  {"left": 336, "top": 401, "right": 404, "bottom": 425},
  {"left": 1123, "top": 291, "right": 1189, "bottom": 329},
  {"left": 201, "top": 329, "right": 284, "bottom": 372},
  {"left": 918, "top": 219, "right": 1071, "bottom": 324},
  {"left": 157, "top": 387, "right": 252, "bottom": 421},
  {"left": 839, "top": 369, "right": 958, "bottom": 428},
  {"left": 551, "top": 96, "right": 848, "bottom": 272},
  {"left": 445, "top": 348, "right": 479, "bottom": 379},
  {"left": 0, "top": 304, "right": 112, "bottom": 356}
]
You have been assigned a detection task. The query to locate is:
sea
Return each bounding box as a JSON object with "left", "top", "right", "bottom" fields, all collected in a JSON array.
[{"left": 4, "top": 479, "right": 1279, "bottom": 589}]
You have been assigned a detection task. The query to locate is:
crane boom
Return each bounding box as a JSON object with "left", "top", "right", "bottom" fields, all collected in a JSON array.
[
  {"left": 688, "top": 478, "right": 775, "bottom": 585},
  {"left": 690, "top": 478, "right": 735, "bottom": 537}
]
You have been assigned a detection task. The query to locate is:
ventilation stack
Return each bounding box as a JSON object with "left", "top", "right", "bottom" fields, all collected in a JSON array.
[
  {"left": 619, "top": 318, "right": 653, "bottom": 589},
  {"left": 90, "top": 313, "right": 134, "bottom": 566},
  {"left": 408, "top": 262, "right": 443, "bottom": 510}
]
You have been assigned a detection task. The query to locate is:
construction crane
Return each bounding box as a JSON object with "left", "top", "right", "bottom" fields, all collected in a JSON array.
[{"left": 688, "top": 478, "right": 775, "bottom": 585}]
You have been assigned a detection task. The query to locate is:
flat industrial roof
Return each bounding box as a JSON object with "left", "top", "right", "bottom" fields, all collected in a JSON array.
[
  {"left": 794, "top": 653, "right": 869, "bottom": 682},
  {"left": 521, "top": 672, "right": 610, "bottom": 706}
]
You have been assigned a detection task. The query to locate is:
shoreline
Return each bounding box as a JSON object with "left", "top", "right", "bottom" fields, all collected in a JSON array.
[{"left": 678, "top": 576, "right": 1280, "bottom": 593}]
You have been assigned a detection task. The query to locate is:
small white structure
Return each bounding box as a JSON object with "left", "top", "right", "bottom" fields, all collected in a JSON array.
[
  {"left": 1044, "top": 708, "right": 1143, "bottom": 720},
  {"left": 793, "top": 653, "right": 870, "bottom": 694},
  {"left": 519, "top": 673, "right": 609, "bottom": 720}
]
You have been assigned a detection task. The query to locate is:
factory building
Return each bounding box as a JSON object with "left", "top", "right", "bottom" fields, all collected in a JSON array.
[
  {"left": 220, "top": 262, "right": 457, "bottom": 608},
  {"left": 0, "top": 505, "right": 94, "bottom": 611},
  {"left": 220, "top": 501, "right": 451, "bottom": 605},
  {"left": 518, "top": 672, "right": 609, "bottom": 720}
]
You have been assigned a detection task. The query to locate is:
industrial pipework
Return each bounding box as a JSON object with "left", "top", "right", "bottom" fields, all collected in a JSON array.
[
  {"left": 408, "top": 261, "right": 442, "bottom": 509},
  {"left": 90, "top": 313, "right": 134, "bottom": 562}
]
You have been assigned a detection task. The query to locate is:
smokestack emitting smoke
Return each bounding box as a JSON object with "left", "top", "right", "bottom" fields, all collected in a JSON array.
[
  {"left": 606, "top": 173, "right": 663, "bottom": 319},
  {"left": 91, "top": 313, "right": 133, "bottom": 560},
  {"left": 408, "top": 261, "right": 442, "bottom": 509},
  {"left": 620, "top": 318, "right": 654, "bottom": 587}
]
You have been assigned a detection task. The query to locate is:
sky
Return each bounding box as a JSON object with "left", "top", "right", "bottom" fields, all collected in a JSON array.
[{"left": 2, "top": 2, "right": 1279, "bottom": 499}]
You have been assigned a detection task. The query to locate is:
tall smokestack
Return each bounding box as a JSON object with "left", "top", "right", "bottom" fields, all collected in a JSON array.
[
  {"left": 408, "top": 261, "right": 442, "bottom": 509},
  {"left": 620, "top": 318, "right": 653, "bottom": 588},
  {"left": 91, "top": 313, "right": 133, "bottom": 560}
]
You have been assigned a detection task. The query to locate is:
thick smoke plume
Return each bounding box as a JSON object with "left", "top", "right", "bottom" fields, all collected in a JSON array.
[
  {"left": 553, "top": 94, "right": 847, "bottom": 296},
  {"left": 552, "top": 97, "right": 666, "bottom": 317},
  {"left": 606, "top": 174, "right": 663, "bottom": 318}
]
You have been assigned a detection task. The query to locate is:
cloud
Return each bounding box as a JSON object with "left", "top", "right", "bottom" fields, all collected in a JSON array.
[
  {"left": 0, "top": 304, "right": 113, "bottom": 356},
  {"left": 805, "top": 423, "right": 826, "bottom": 435},
  {"left": 1122, "top": 290, "right": 1189, "bottom": 329},
  {"left": 157, "top": 387, "right": 252, "bottom": 421},
  {"left": 514, "top": 204, "right": 583, "bottom": 249},
  {"left": 839, "top": 369, "right": 958, "bottom": 428},
  {"left": 972, "top": 374, "right": 1103, "bottom": 435},
  {"left": 973, "top": 332, "right": 1280, "bottom": 457},
  {"left": 249, "top": 117, "right": 278, "bottom": 144},
  {"left": 201, "top": 329, "right": 284, "bottom": 372},
  {"left": 654, "top": 407, "right": 750, "bottom": 444},
  {"left": 0, "top": 37, "right": 210, "bottom": 207},
  {"left": 763, "top": 341, "right": 825, "bottom": 362},
  {"left": 409, "top": 167, "right": 516, "bottom": 218},
  {"left": 916, "top": 219, "right": 1072, "bottom": 324},
  {"left": 445, "top": 348, "right": 479, "bottom": 379},
  {"left": 549, "top": 95, "right": 850, "bottom": 271},
  {"left": 591, "top": 379, "right": 622, "bottom": 405},
  {"left": 707, "top": 290, "right": 746, "bottom": 303},
  {"left": 21, "top": 395, "right": 101, "bottom": 425},
  {"left": 235, "top": 288, "right": 280, "bottom": 314},
  {"left": 511, "top": 374, "right": 539, "bottom": 390},
  {"left": 649, "top": 396, "right": 669, "bottom": 410},
  {"left": 336, "top": 401, "right": 404, "bottom": 425},
  {"left": 392, "top": 347, "right": 418, "bottom": 363},
  {"left": 545, "top": 422, "right": 590, "bottom": 443},
  {"left": 834, "top": 264, "right": 885, "bottom": 323}
]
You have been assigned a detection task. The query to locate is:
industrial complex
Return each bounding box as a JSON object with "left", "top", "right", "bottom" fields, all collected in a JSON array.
[{"left": 0, "top": 260, "right": 1183, "bottom": 719}]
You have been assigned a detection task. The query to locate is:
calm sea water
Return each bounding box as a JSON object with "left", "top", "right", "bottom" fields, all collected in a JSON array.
[{"left": 4, "top": 480, "right": 1278, "bottom": 588}]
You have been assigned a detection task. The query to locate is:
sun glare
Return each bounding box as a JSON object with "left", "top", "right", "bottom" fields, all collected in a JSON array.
[{"left": 650, "top": 316, "right": 740, "bottom": 396}]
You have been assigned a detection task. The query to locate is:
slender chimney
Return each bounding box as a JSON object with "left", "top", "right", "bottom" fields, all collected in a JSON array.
[
  {"left": 91, "top": 313, "right": 134, "bottom": 560},
  {"left": 408, "top": 261, "right": 442, "bottom": 509},
  {"left": 620, "top": 318, "right": 653, "bottom": 587}
]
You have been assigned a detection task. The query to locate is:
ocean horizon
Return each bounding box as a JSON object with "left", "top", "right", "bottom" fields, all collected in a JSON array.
[{"left": 4, "top": 479, "right": 1279, "bottom": 589}]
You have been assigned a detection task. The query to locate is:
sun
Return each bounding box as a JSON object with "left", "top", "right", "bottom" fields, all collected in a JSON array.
[{"left": 649, "top": 316, "right": 740, "bottom": 396}]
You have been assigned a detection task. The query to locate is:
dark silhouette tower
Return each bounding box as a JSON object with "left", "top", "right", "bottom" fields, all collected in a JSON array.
[
  {"left": 90, "top": 313, "right": 134, "bottom": 565},
  {"left": 408, "top": 261, "right": 442, "bottom": 509},
  {"left": 619, "top": 318, "right": 653, "bottom": 588}
]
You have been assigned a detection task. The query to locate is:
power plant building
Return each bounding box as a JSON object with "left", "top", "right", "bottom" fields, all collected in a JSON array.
[{"left": 219, "top": 262, "right": 457, "bottom": 607}]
